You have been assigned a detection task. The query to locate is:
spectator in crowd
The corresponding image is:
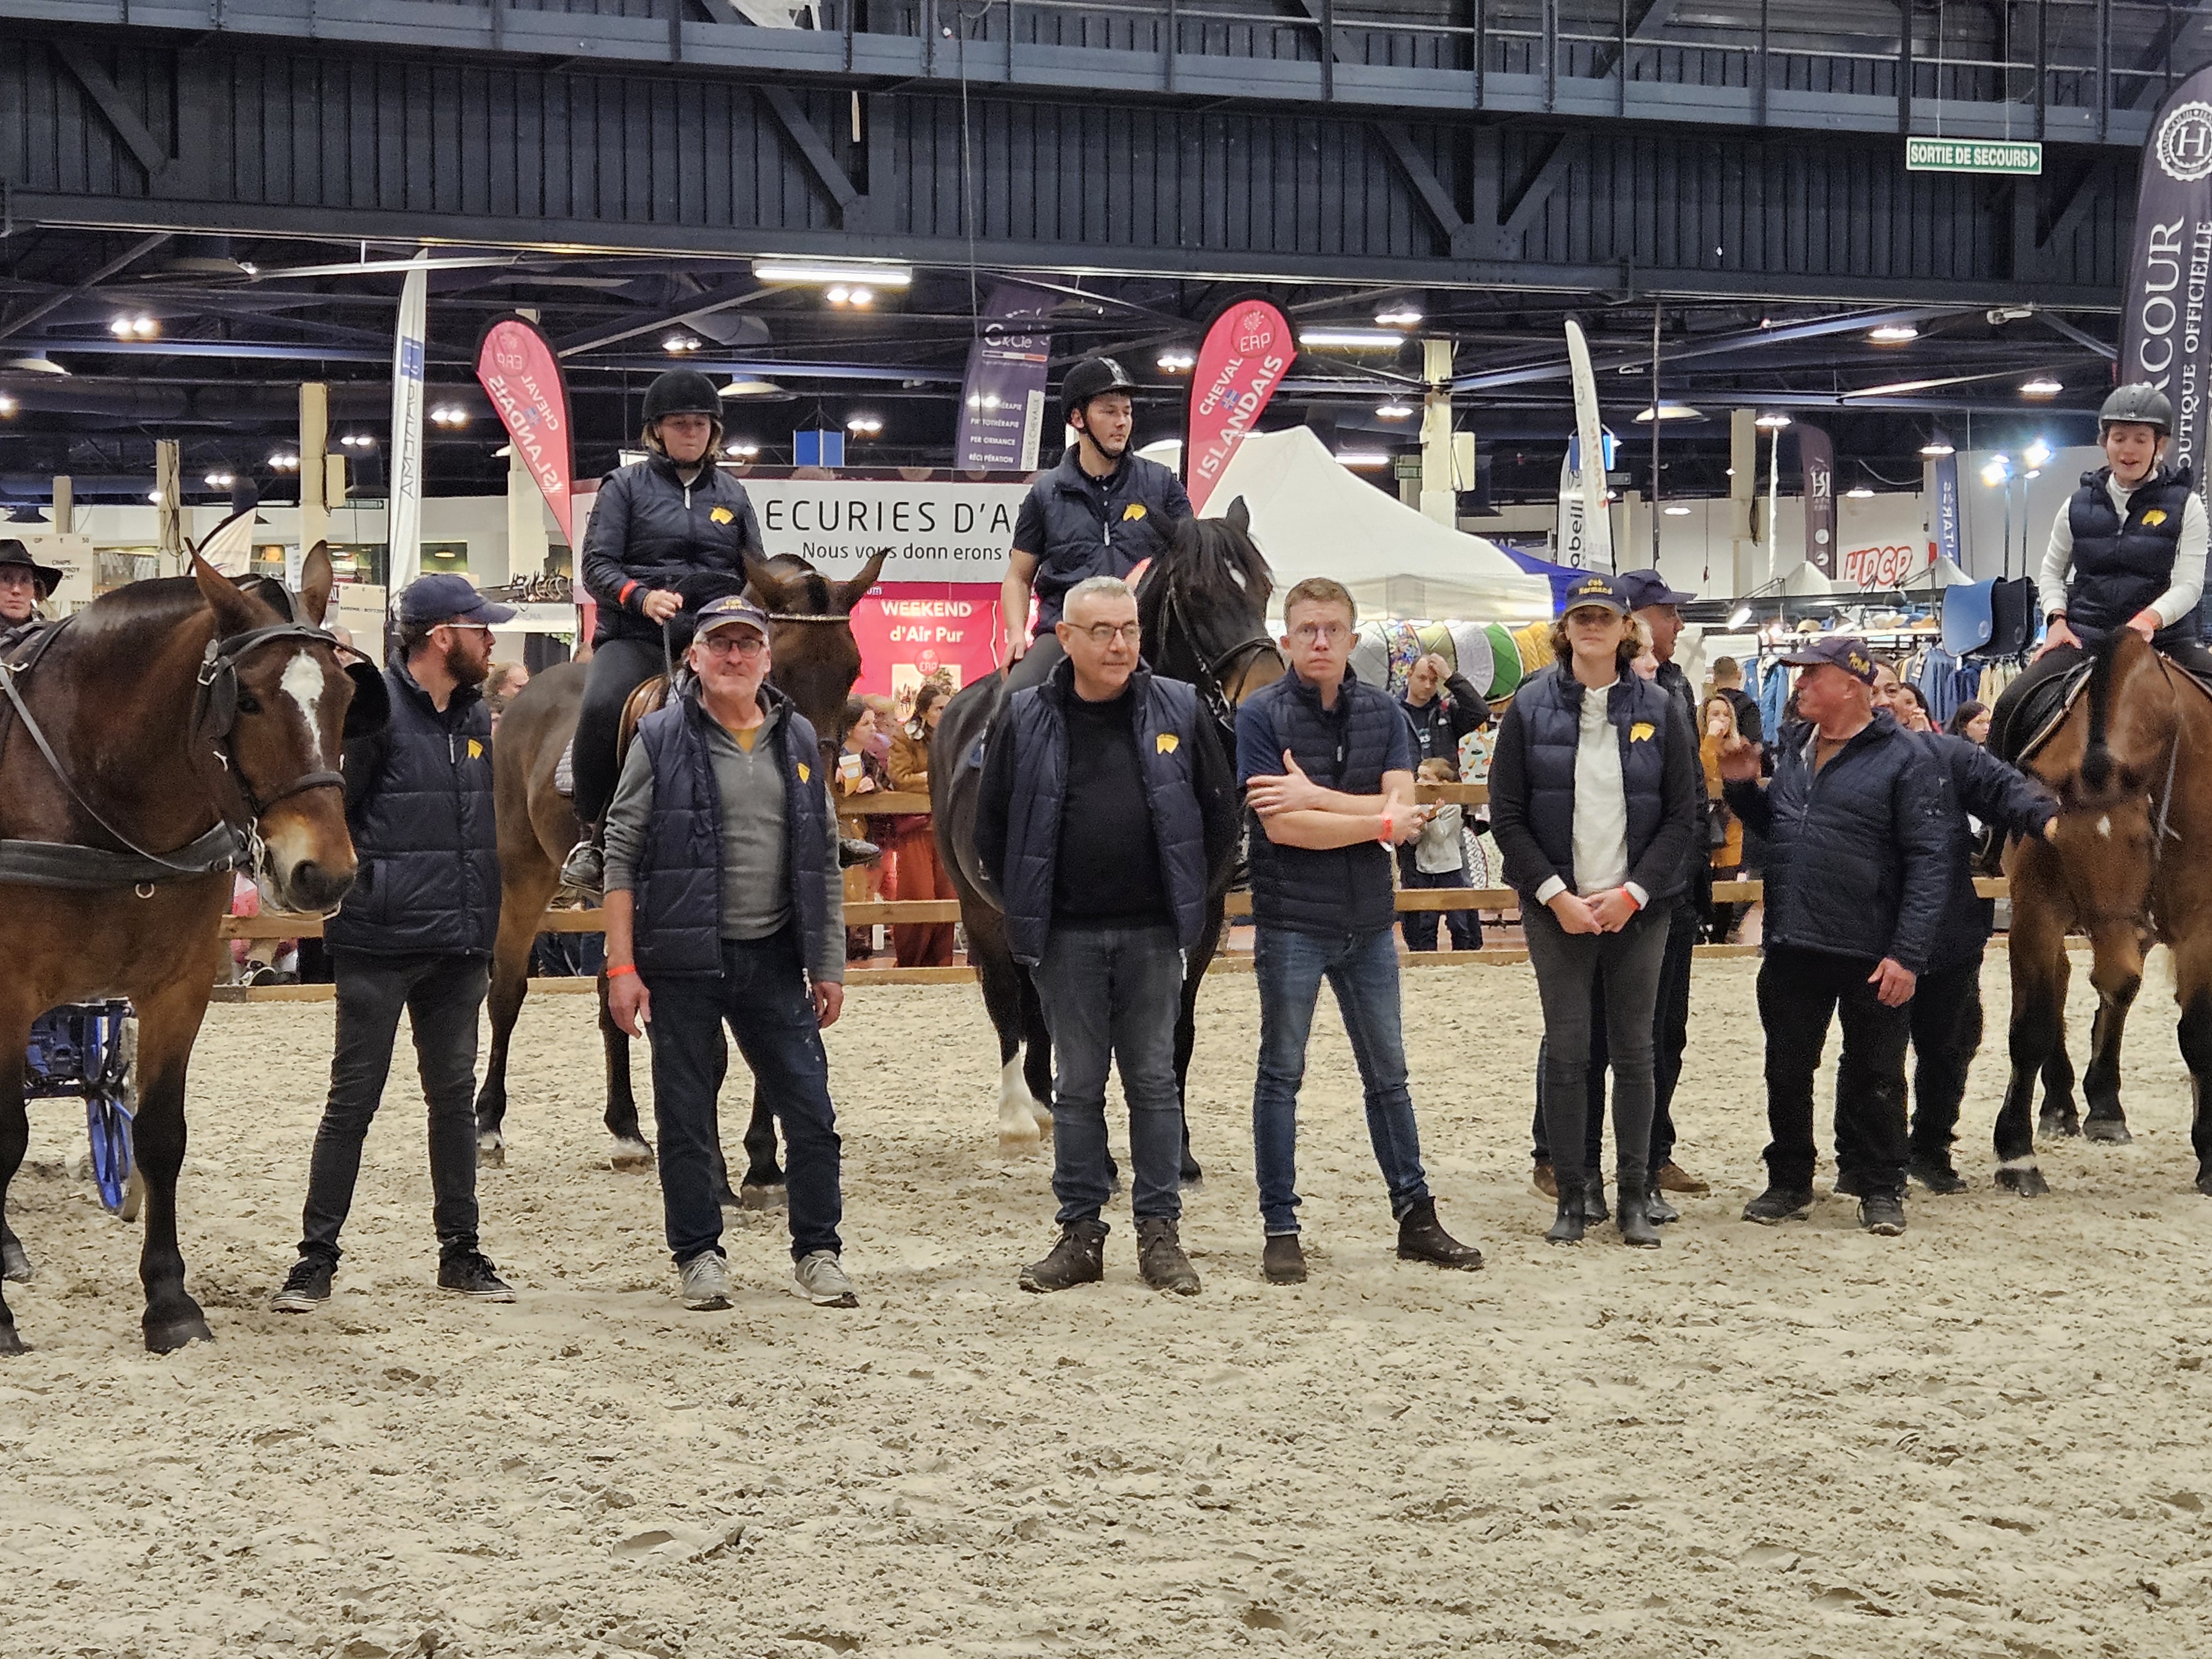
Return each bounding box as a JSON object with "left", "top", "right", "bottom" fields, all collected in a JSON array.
[
  {"left": 1709, "top": 655, "right": 1764, "bottom": 744},
  {"left": 1891, "top": 682, "right": 1934, "bottom": 732},
  {"left": 600, "top": 594, "right": 855, "bottom": 1314},
  {"left": 271, "top": 575, "right": 516, "bottom": 1313},
  {"left": 0, "top": 538, "right": 62, "bottom": 652},
  {"left": 1700, "top": 695, "right": 1746, "bottom": 943},
  {"left": 1616, "top": 569, "right": 1713, "bottom": 1198},
  {"left": 1402, "top": 757, "right": 1480, "bottom": 951},
  {"left": 887, "top": 680, "right": 956, "bottom": 968},
  {"left": 1399, "top": 651, "right": 1489, "bottom": 764},
  {"left": 1872, "top": 662, "right": 2058, "bottom": 1192},
  {"left": 1717, "top": 636, "right": 1950, "bottom": 1236},
  {"left": 1489, "top": 573, "right": 1701, "bottom": 1247},
  {"left": 836, "top": 696, "right": 891, "bottom": 963},
  {"left": 484, "top": 660, "right": 530, "bottom": 730},
  {"left": 1239, "top": 577, "right": 1485, "bottom": 1283},
  {"left": 975, "top": 576, "right": 1238, "bottom": 1295},
  {"left": 1947, "top": 700, "right": 1992, "bottom": 744}
]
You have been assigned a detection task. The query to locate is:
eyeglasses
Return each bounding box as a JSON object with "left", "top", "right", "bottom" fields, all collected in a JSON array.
[
  {"left": 700, "top": 632, "right": 768, "bottom": 658},
  {"left": 1289, "top": 623, "right": 1350, "bottom": 645},
  {"left": 434, "top": 621, "right": 493, "bottom": 634},
  {"left": 1074, "top": 621, "right": 1142, "bottom": 645}
]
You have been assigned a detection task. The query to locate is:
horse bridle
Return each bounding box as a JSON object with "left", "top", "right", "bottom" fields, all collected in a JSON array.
[
  {"left": 195, "top": 623, "right": 352, "bottom": 821},
  {"left": 1154, "top": 579, "right": 1281, "bottom": 733}
]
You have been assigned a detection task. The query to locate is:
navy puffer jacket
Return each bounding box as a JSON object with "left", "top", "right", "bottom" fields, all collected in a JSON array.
[
  {"left": 580, "top": 453, "right": 763, "bottom": 647},
  {"left": 1486, "top": 662, "right": 1702, "bottom": 905},
  {"left": 1913, "top": 730, "right": 2058, "bottom": 972},
  {"left": 326, "top": 662, "right": 498, "bottom": 957},
  {"left": 1014, "top": 450, "right": 1191, "bottom": 635},
  {"left": 2063, "top": 462, "right": 2195, "bottom": 638},
  {"left": 1724, "top": 711, "right": 1950, "bottom": 970}
]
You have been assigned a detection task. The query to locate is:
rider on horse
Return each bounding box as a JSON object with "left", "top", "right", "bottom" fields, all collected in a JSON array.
[
  {"left": 562, "top": 368, "right": 763, "bottom": 895},
  {"left": 999, "top": 356, "right": 1191, "bottom": 670},
  {"left": 0, "top": 538, "right": 63, "bottom": 654},
  {"left": 1992, "top": 382, "right": 2212, "bottom": 752}
]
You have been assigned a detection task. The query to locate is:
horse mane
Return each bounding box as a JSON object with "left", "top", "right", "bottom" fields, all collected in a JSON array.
[
  {"left": 1144, "top": 512, "right": 1275, "bottom": 627},
  {"left": 2081, "top": 629, "right": 2121, "bottom": 796},
  {"left": 758, "top": 553, "right": 837, "bottom": 617},
  {"left": 64, "top": 574, "right": 278, "bottom": 650}
]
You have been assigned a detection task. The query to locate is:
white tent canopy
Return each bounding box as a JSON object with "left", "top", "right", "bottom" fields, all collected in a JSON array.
[{"left": 1210, "top": 426, "right": 1553, "bottom": 623}]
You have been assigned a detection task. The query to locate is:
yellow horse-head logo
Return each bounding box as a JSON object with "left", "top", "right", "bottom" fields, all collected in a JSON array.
[
  {"left": 1629, "top": 721, "right": 1655, "bottom": 743},
  {"left": 2143, "top": 508, "right": 2169, "bottom": 527},
  {"left": 710, "top": 505, "right": 735, "bottom": 524},
  {"left": 1156, "top": 733, "right": 1180, "bottom": 754}
]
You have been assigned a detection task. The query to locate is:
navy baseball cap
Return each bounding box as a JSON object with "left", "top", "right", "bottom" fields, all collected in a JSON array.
[
  {"left": 1559, "top": 572, "right": 1630, "bottom": 616},
  {"left": 695, "top": 593, "right": 771, "bottom": 637},
  {"left": 399, "top": 573, "right": 515, "bottom": 627},
  {"left": 1778, "top": 634, "right": 1879, "bottom": 684},
  {"left": 1615, "top": 568, "right": 1697, "bottom": 610}
]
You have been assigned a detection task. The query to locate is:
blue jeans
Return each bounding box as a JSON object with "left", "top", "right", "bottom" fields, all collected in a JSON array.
[
  {"left": 645, "top": 931, "right": 843, "bottom": 1264},
  {"left": 1031, "top": 921, "right": 1187, "bottom": 1226},
  {"left": 1251, "top": 925, "right": 1431, "bottom": 1235}
]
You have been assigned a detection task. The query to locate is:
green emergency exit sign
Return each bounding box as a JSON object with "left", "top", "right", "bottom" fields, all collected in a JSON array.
[{"left": 1905, "top": 138, "right": 2043, "bottom": 175}]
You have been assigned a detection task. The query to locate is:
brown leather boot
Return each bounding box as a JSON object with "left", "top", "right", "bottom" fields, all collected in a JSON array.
[
  {"left": 1396, "top": 1198, "right": 1484, "bottom": 1270},
  {"left": 1019, "top": 1220, "right": 1107, "bottom": 1292},
  {"left": 1136, "top": 1218, "right": 1201, "bottom": 1296}
]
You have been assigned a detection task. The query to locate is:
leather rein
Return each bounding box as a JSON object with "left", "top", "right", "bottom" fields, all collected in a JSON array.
[{"left": 1155, "top": 578, "right": 1281, "bottom": 734}]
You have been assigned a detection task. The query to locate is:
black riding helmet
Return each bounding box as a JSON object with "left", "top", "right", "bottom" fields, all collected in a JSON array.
[
  {"left": 641, "top": 368, "right": 724, "bottom": 425},
  {"left": 2099, "top": 382, "right": 2173, "bottom": 435},
  {"left": 1061, "top": 355, "right": 1141, "bottom": 429}
]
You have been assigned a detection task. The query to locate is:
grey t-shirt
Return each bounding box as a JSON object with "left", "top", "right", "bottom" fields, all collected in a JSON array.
[{"left": 603, "top": 700, "right": 844, "bottom": 983}]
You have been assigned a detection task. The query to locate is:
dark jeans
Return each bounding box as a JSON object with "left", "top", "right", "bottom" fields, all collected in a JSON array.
[
  {"left": 1522, "top": 902, "right": 1671, "bottom": 1186},
  {"left": 1251, "top": 925, "right": 1431, "bottom": 1235},
  {"left": 1528, "top": 898, "right": 1691, "bottom": 1170},
  {"left": 1397, "top": 848, "right": 1480, "bottom": 952},
  {"left": 572, "top": 635, "right": 664, "bottom": 826},
  {"left": 1907, "top": 953, "right": 1984, "bottom": 1160},
  {"left": 646, "top": 931, "right": 843, "bottom": 1264},
  {"left": 1757, "top": 944, "right": 1912, "bottom": 1197},
  {"left": 298, "top": 950, "right": 489, "bottom": 1265},
  {"left": 1031, "top": 920, "right": 1186, "bottom": 1226}
]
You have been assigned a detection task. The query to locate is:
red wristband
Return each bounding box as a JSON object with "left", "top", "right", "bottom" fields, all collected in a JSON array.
[
  {"left": 1378, "top": 812, "right": 1393, "bottom": 844},
  {"left": 618, "top": 580, "right": 639, "bottom": 608},
  {"left": 606, "top": 962, "right": 638, "bottom": 979}
]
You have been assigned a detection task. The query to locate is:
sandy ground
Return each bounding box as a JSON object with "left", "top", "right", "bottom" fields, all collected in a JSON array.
[{"left": 7, "top": 950, "right": 2212, "bottom": 1659}]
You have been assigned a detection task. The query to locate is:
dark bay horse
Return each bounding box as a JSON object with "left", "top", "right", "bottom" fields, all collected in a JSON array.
[
  {"left": 1996, "top": 627, "right": 2212, "bottom": 1197},
  {"left": 1, "top": 549, "right": 363, "bottom": 1352},
  {"left": 473, "top": 549, "right": 887, "bottom": 1185},
  {"left": 932, "top": 500, "right": 1283, "bottom": 1152}
]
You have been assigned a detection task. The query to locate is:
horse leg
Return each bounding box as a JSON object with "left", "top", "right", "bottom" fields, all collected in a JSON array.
[
  {"left": 969, "top": 920, "right": 1047, "bottom": 1145},
  {"left": 2080, "top": 923, "right": 2146, "bottom": 1144},
  {"left": 596, "top": 972, "right": 653, "bottom": 1170},
  {"left": 473, "top": 909, "right": 535, "bottom": 1167},
  {"left": 1172, "top": 905, "right": 1226, "bottom": 1187},
  {"left": 2037, "top": 950, "right": 2082, "bottom": 1138},
  {"left": 0, "top": 1025, "right": 28, "bottom": 1348},
  {"left": 1995, "top": 893, "right": 2067, "bottom": 1196},
  {"left": 738, "top": 1027, "right": 789, "bottom": 1207},
  {"left": 132, "top": 985, "right": 214, "bottom": 1353}
]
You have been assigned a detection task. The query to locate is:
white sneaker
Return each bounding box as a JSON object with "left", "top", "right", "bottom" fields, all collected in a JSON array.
[
  {"left": 792, "top": 1250, "right": 858, "bottom": 1308},
  {"left": 679, "top": 1251, "right": 731, "bottom": 1311}
]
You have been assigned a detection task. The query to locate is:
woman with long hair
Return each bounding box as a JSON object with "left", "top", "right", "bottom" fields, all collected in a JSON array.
[
  {"left": 887, "top": 679, "right": 957, "bottom": 967},
  {"left": 1700, "top": 694, "right": 1746, "bottom": 943},
  {"left": 1488, "top": 575, "right": 1702, "bottom": 1246},
  {"left": 1947, "top": 700, "right": 1992, "bottom": 744}
]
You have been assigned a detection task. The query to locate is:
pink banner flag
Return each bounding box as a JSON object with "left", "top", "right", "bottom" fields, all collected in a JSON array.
[
  {"left": 1185, "top": 299, "right": 1293, "bottom": 514},
  {"left": 474, "top": 314, "right": 577, "bottom": 548}
]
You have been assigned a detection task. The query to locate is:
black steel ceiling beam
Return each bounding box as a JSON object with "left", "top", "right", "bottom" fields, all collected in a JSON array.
[{"left": 0, "top": 232, "right": 171, "bottom": 343}]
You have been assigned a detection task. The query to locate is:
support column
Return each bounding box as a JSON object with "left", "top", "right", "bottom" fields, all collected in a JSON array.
[
  {"left": 1418, "top": 337, "right": 1459, "bottom": 528},
  {"left": 1729, "top": 408, "right": 1757, "bottom": 596},
  {"left": 51, "top": 474, "right": 72, "bottom": 536},
  {"left": 155, "top": 440, "right": 182, "bottom": 572},
  {"left": 300, "top": 382, "right": 329, "bottom": 554}
]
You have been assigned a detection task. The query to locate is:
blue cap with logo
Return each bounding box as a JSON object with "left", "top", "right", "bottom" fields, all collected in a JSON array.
[
  {"left": 1615, "top": 568, "right": 1697, "bottom": 610},
  {"left": 398, "top": 573, "right": 516, "bottom": 627},
  {"left": 1778, "top": 634, "right": 1879, "bottom": 684},
  {"left": 695, "top": 593, "right": 772, "bottom": 637},
  {"left": 1559, "top": 571, "right": 1630, "bottom": 616}
]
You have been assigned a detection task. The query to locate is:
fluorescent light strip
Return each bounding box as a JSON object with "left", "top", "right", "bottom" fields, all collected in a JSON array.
[{"left": 753, "top": 259, "right": 914, "bottom": 288}]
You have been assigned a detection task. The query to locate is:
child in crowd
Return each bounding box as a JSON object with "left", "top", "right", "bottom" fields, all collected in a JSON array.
[{"left": 1403, "top": 757, "right": 1480, "bottom": 952}]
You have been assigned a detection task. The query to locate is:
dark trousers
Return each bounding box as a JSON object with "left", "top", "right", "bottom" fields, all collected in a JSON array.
[
  {"left": 1031, "top": 920, "right": 1187, "bottom": 1226},
  {"left": 645, "top": 931, "right": 842, "bottom": 1265},
  {"left": 572, "top": 635, "right": 664, "bottom": 826},
  {"left": 1757, "top": 945, "right": 1911, "bottom": 1197},
  {"left": 1529, "top": 898, "right": 1692, "bottom": 1170},
  {"left": 1523, "top": 903, "right": 1671, "bottom": 1186},
  {"left": 298, "top": 950, "right": 490, "bottom": 1265},
  {"left": 1907, "top": 953, "right": 1985, "bottom": 1160},
  {"left": 1398, "top": 848, "right": 1480, "bottom": 951}
]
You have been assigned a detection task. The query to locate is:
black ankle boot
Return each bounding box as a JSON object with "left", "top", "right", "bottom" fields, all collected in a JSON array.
[
  {"left": 1615, "top": 1171, "right": 1661, "bottom": 1249},
  {"left": 1546, "top": 1179, "right": 1587, "bottom": 1244}
]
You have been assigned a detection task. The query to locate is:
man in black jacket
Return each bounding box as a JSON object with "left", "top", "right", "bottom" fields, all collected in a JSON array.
[
  {"left": 975, "top": 576, "right": 1239, "bottom": 1297},
  {"left": 273, "top": 576, "right": 515, "bottom": 1312},
  {"left": 1719, "top": 635, "right": 1950, "bottom": 1236},
  {"left": 1398, "top": 651, "right": 1489, "bottom": 764}
]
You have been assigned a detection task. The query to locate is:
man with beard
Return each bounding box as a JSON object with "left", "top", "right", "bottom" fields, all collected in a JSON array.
[{"left": 272, "top": 575, "right": 517, "bottom": 1312}]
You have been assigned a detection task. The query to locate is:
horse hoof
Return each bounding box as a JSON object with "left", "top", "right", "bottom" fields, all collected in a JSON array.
[
  {"left": 1, "top": 1241, "right": 32, "bottom": 1284},
  {"left": 738, "top": 1182, "right": 790, "bottom": 1212},
  {"left": 1995, "top": 1165, "right": 2051, "bottom": 1198},
  {"left": 144, "top": 1314, "right": 215, "bottom": 1354},
  {"left": 1179, "top": 1164, "right": 1205, "bottom": 1190},
  {"left": 2038, "top": 1111, "right": 2081, "bottom": 1139},
  {"left": 2083, "top": 1119, "right": 2134, "bottom": 1145},
  {"left": 0, "top": 1324, "right": 23, "bottom": 1356},
  {"left": 477, "top": 1134, "right": 506, "bottom": 1170},
  {"left": 2196, "top": 1170, "right": 2212, "bottom": 1198},
  {"left": 998, "top": 1115, "right": 1043, "bottom": 1146},
  {"left": 609, "top": 1138, "right": 655, "bottom": 1172}
]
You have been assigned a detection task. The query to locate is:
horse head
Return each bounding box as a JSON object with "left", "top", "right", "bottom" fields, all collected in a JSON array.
[
  {"left": 744, "top": 547, "right": 890, "bottom": 766},
  {"left": 1136, "top": 497, "right": 1285, "bottom": 731},
  {"left": 189, "top": 542, "right": 361, "bottom": 912}
]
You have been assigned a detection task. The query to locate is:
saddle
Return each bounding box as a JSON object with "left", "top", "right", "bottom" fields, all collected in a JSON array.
[
  {"left": 557, "top": 673, "right": 679, "bottom": 799},
  {"left": 1994, "top": 662, "right": 2093, "bottom": 768}
]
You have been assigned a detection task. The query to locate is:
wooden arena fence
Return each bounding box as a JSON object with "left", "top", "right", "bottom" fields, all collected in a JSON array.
[{"left": 214, "top": 783, "right": 2012, "bottom": 999}]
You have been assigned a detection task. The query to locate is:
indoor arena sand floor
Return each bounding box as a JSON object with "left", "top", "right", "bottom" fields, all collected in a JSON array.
[{"left": 7, "top": 952, "right": 2212, "bottom": 1659}]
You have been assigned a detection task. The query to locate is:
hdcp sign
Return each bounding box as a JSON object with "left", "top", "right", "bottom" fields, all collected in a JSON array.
[{"left": 745, "top": 478, "right": 1029, "bottom": 583}]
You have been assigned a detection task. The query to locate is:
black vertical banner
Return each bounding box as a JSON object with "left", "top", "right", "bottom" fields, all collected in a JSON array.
[
  {"left": 1798, "top": 424, "right": 1835, "bottom": 576},
  {"left": 2122, "top": 68, "right": 2212, "bottom": 493}
]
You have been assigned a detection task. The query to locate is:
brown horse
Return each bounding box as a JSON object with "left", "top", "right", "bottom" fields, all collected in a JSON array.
[
  {"left": 473, "top": 550, "right": 887, "bottom": 1185},
  {"left": 1995, "top": 627, "right": 2212, "bottom": 1196},
  {"left": 0, "top": 549, "right": 363, "bottom": 1352}
]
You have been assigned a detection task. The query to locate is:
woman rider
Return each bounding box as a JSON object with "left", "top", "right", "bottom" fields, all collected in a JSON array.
[
  {"left": 561, "top": 368, "right": 763, "bottom": 894},
  {"left": 1991, "top": 383, "right": 2212, "bottom": 753}
]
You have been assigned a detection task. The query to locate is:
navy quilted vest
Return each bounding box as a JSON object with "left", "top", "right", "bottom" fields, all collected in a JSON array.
[
  {"left": 1242, "top": 669, "right": 1402, "bottom": 937},
  {"left": 1498, "top": 663, "right": 1679, "bottom": 901},
  {"left": 2066, "top": 463, "right": 2196, "bottom": 636}
]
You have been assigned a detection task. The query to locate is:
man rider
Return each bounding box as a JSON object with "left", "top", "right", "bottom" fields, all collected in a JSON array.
[
  {"left": 562, "top": 368, "right": 765, "bottom": 894},
  {"left": 1000, "top": 356, "right": 1191, "bottom": 664},
  {"left": 0, "top": 539, "right": 63, "bottom": 652},
  {"left": 1991, "top": 383, "right": 2212, "bottom": 753}
]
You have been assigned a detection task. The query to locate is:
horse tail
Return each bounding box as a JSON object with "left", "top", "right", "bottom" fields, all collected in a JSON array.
[{"left": 2080, "top": 629, "right": 2122, "bottom": 795}]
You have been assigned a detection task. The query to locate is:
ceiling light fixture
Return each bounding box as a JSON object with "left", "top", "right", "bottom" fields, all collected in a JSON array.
[
  {"left": 110, "top": 314, "right": 159, "bottom": 340},
  {"left": 1374, "top": 306, "right": 1424, "bottom": 328},
  {"left": 1156, "top": 349, "right": 1196, "bottom": 373},
  {"left": 662, "top": 333, "right": 702, "bottom": 354},
  {"left": 719, "top": 378, "right": 786, "bottom": 400},
  {"left": 1298, "top": 327, "right": 1407, "bottom": 350},
  {"left": 1727, "top": 604, "right": 1755, "bottom": 628},
  {"left": 340, "top": 433, "right": 375, "bottom": 449},
  {"left": 2023, "top": 438, "right": 2054, "bottom": 469},
  {"left": 2021, "top": 377, "right": 2063, "bottom": 398},
  {"left": 1334, "top": 450, "right": 1392, "bottom": 468},
  {"left": 1868, "top": 323, "right": 1920, "bottom": 343},
  {"left": 1663, "top": 504, "right": 1692, "bottom": 516},
  {"left": 0, "top": 395, "right": 15, "bottom": 417},
  {"left": 1634, "top": 404, "right": 1704, "bottom": 422},
  {"left": 1374, "top": 401, "right": 1415, "bottom": 420},
  {"left": 1845, "top": 483, "right": 1875, "bottom": 499},
  {"left": 1919, "top": 436, "right": 1955, "bottom": 457},
  {"left": 429, "top": 405, "right": 470, "bottom": 429},
  {"left": 204, "top": 472, "right": 234, "bottom": 488},
  {"left": 726, "top": 441, "right": 760, "bottom": 459},
  {"left": 5, "top": 356, "right": 69, "bottom": 376},
  {"left": 752, "top": 259, "right": 914, "bottom": 289},
  {"left": 846, "top": 415, "right": 884, "bottom": 436},
  {"left": 1754, "top": 412, "right": 1792, "bottom": 430},
  {"left": 268, "top": 452, "right": 300, "bottom": 471},
  {"left": 1982, "top": 454, "right": 2012, "bottom": 486}
]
